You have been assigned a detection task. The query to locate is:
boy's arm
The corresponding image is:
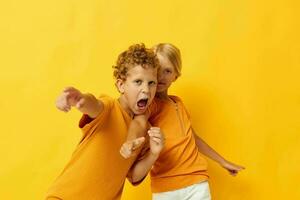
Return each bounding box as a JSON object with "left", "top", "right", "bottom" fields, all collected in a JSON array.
[
  {"left": 193, "top": 128, "right": 245, "bottom": 176},
  {"left": 127, "top": 151, "right": 159, "bottom": 184},
  {"left": 127, "top": 127, "right": 164, "bottom": 184},
  {"left": 56, "top": 87, "right": 103, "bottom": 118}
]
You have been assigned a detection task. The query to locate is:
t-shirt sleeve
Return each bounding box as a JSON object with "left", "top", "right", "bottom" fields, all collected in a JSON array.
[{"left": 79, "top": 94, "right": 113, "bottom": 135}]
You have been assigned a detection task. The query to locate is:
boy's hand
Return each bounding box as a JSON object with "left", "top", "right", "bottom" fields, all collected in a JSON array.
[
  {"left": 221, "top": 160, "right": 245, "bottom": 176},
  {"left": 120, "top": 137, "right": 145, "bottom": 159},
  {"left": 148, "top": 127, "right": 164, "bottom": 157},
  {"left": 55, "top": 87, "right": 85, "bottom": 112}
]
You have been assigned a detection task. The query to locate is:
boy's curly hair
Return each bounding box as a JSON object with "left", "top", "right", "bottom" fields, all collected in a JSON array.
[{"left": 113, "top": 43, "right": 160, "bottom": 80}]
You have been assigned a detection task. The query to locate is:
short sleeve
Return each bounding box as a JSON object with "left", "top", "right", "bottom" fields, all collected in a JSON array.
[{"left": 79, "top": 94, "right": 113, "bottom": 133}]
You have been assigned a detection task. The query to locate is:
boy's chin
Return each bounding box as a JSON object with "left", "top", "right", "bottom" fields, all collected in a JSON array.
[{"left": 133, "top": 107, "right": 147, "bottom": 115}]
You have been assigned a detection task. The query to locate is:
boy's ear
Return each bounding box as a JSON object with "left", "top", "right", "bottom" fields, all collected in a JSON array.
[{"left": 116, "top": 79, "right": 125, "bottom": 94}]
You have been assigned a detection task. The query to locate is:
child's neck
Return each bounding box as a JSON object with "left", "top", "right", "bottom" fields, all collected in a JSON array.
[
  {"left": 156, "top": 90, "right": 169, "bottom": 100},
  {"left": 118, "top": 96, "right": 134, "bottom": 118}
]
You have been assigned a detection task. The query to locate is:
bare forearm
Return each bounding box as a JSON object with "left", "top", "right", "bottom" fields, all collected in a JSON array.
[
  {"left": 130, "top": 153, "right": 158, "bottom": 183},
  {"left": 193, "top": 129, "right": 227, "bottom": 165},
  {"left": 126, "top": 115, "right": 148, "bottom": 140},
  {"left": 77, "top": 93, "right": 103, "bottom": 118},
  {"left": 128, "top": 127, "right": 164, "bottom": 182}
]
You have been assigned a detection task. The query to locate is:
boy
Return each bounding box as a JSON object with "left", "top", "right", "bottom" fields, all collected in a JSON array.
[{"left": 45, "top": 44, "right": 164, "bottom": 200}]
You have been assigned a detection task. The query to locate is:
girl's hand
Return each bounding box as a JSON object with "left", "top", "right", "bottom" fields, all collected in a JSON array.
[
  {"left": 221, "top": 160, "right": 245, "bottom": 176},
  {"left": 148, "top": 127, "right": 164, "bottom": 157}
]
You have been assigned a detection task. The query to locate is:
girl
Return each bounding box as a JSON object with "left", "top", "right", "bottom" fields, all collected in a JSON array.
[{"left": 121, "top": 43, "right": 245, "bottom": 200}]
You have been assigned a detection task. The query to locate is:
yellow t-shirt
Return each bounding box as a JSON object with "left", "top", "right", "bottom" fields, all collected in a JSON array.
[
  {"left": 46, "top": 95, "right": 147, "bottom": 200},
  {"left": 149, "top": 96, "right": 209, "bottom": 193}
]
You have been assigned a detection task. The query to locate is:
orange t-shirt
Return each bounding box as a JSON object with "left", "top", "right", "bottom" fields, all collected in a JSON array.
[
  {"left": 149, "top": 96, "right": 209, "bottom": 193},
  {"left": 45, "top": 95, "right": 149, "bottom": 200}
]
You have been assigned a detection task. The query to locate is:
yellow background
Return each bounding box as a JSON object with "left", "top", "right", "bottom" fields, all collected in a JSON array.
[{"left": 0, "top": 0, "right": 299, "bottom": 199}]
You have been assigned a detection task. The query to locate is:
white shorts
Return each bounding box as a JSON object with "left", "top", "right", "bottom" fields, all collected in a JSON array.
[{"left": 152, "top": 181, "right": 211, "bottom": 200}]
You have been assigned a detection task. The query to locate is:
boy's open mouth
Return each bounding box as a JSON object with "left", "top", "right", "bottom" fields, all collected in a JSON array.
[{"left": 137, "top": 98, "right": 148, "bottom": 109}]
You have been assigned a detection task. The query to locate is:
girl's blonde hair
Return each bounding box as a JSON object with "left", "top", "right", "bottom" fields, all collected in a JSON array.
[{"left": 153, "top": 43, "right": 182, "bottom": 77}]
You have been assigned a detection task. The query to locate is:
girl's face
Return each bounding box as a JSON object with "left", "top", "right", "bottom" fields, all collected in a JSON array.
[{"left": 156, "top": 53, "right": 178, "bottom": 93}]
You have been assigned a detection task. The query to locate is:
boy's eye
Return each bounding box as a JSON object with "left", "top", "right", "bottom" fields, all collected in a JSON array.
[
  {"left": 134, "top": 80, "right": 142, "bottom": 84},
  {"left": 165, "top": 69, "right": 172, "bottom": 74}
]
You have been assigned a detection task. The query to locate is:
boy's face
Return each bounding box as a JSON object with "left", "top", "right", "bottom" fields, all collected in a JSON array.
[
  {"left": 156, "top": 53, "right": 178, "bottom": 93},
  {"left": 117, "top": 65, "right": 157, "bottom": 115}
]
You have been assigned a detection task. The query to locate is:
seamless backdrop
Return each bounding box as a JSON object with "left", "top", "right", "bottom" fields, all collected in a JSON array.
[{"left": 0, "top": 0, "right": 299, "bottom": 199}]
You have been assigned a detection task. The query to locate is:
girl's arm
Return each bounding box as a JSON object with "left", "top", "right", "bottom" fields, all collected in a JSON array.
[
  {"left": 193, "top": 128, "right": 245, "bottom": 176},
  {"left": 120, "top": 114, "right": 149, "bottom": 158}
]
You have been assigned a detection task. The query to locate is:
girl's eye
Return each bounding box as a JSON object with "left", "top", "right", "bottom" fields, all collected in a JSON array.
[
  {"left": 166, "top": 70, "right": 172, "bottom": 74},
  {"left": 149, "top": 81, "right": 156, "bottom": 86}
]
